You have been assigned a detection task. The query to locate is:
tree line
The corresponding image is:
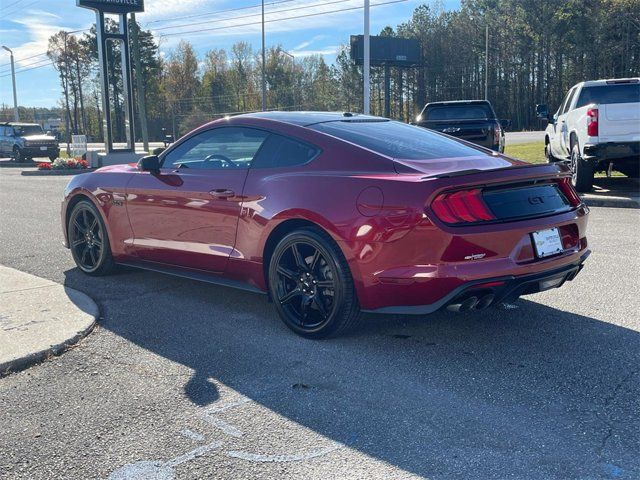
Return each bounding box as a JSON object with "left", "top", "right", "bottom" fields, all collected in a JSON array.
[{"left": 4, "top": 0, "right": 636, "bottom": 141}]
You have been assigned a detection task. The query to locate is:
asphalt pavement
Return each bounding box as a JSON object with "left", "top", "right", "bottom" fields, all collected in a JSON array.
[{"left": 0, "top": 168, "right": 638, "bottom": 479}]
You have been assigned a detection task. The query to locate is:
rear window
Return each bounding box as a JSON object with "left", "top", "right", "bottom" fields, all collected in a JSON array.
[
  {"left": 309, "top": 120, "right": 484, "bottom": 160},
  {"left": 425, "top": 104, "right": 491, "bottom": 121},
  {"left": 575, "top": 83, "right": 640, "bottom": 108},
  {"left": 252, "top": 134, "right": 320, "bottom": 168}
]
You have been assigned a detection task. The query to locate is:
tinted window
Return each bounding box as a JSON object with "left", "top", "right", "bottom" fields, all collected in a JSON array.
[
  {"left": 252, "top": 134, "right": 320, "bottom": 168},
  {"left": 310, "top": 120, "right": 483, "bottom": 160},
  {"left": 13, "top": 125, "right": 43, "bottom": 136},
  {"left": 425, "top": 105, "right": 491, "bottom": 121},
  {"left": 561, "top": 87, "right": 577, "bottom": 114},
  {"left": 162, "top": 127, "right": 268, "bottom": 170},
  {"left": 576, "top": 83, "right": 640, "bottom": 108}
]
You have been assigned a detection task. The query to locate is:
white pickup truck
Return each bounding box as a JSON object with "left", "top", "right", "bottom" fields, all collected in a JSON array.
[{"left": 536, "top": 78, "right": 640, "bottom": 191}]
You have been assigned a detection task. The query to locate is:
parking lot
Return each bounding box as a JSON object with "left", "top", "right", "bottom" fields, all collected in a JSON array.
[{"left": 0, "top": 168, "right": 639, "bottom": 480}]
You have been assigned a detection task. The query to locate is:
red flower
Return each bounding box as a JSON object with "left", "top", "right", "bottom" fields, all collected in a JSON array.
[{"left": 38, "top": 163, "right": 52, "bottom": 170}]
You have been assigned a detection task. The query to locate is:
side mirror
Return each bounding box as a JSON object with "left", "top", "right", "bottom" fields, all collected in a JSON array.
[
  {"left": 137, "top": 155, "right": 160, "bottom": 173},
  {"left": 499, "top": 119, "right": 511, "bottom": 130},
  {"left": 536, "top": 104, "right": 549, "bottom": 121}
]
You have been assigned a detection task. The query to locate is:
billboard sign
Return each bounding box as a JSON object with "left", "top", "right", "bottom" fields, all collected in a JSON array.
[
  {"left": 77, "top": 0, "right": 144, "bottom": 14},
  {"left": 350, "top": 35, "right": 420, "bottom": 67}
]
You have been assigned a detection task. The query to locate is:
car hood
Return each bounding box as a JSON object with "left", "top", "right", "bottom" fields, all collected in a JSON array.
[
  {"left": 23, "top": 134, "right": 57, "bottom": 142},
  {"left": 393, "top": 154, "right": 527, "bottom": 177}
]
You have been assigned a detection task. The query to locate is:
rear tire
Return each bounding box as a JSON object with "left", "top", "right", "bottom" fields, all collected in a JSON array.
[
  {"left": 68, "top": 200, "right": 116, "bottom": 276},
  {"left": 268, "top": 227, "right": 361, "bottom": 339},
  {"left": 571, "top": 143, "right": 594, "bottom": 192},
  {"left": 545, "top": 142, "right": 557, "bottom": 163}
]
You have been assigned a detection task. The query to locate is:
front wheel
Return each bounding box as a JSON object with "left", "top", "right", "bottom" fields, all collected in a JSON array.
[
  {"left": 570, "top": 143, "right": 594, "bottom": 192},
  {"left": 12, "top": 146, "right": 23, "bottom": 162},
  {"left": 68, "top": 200, "right": 115, "bottom": 275},
  {"left": 545, "top": 142, "right": 557, "bottom": 163},
  {"left": 268, "top": 228, "right": 360, "bottom": 338}
]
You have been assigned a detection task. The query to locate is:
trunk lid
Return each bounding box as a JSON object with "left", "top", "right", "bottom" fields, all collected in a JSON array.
[
  {"left": 394, "top": 153, "right": 526, "bottom": 177},
  {"left": 599, "top": 102, "right": 640, "bottom": 140}
]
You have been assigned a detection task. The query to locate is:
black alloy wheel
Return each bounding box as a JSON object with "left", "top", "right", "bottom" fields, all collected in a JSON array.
[
  {"left": 269, "top": 228, "right": 360, "bottom": 338},
  {"left": 68, "top": 200, "right": 115, "bottom": 275}
]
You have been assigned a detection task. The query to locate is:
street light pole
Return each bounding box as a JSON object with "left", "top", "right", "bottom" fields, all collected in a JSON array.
[
  {"left": 261, "top": 0, "right": 267, "bottom": 111},
  {"left": 363, "top": 0, "right": 370, "bottom": 115},
  {"left": 484, "top": 25, "right": 489, "bottom": 101},
  {"left": 1, "top": 46, "right": 19, "bottom": 121}
]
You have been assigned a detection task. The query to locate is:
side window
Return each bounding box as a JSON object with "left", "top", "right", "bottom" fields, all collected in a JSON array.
[
  {"left": 561, "top": 87, "right": 578, "bottom": 114},
  {"left": 556, "top": 89, "right": 572, "bottom": 116},
  {"left": 162, "top": 127, "right": 268, "bottom": 170},
  {"left": 251, "top": 134, "right": 320, "bottom": 169}
]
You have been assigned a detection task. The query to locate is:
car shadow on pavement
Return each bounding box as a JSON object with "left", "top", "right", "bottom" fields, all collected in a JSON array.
[{"left": 63, "top": 267, "right": 640, "bottom": 479}]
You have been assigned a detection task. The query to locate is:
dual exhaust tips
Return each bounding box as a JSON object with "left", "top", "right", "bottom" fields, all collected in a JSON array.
[{"left": 446, "top": 293, "right": 495, "bottom": 313}]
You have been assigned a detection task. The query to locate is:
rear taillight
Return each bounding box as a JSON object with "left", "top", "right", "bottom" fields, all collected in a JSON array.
[
  {"left": 557, "top": 178, "right": 582, "bottom": 207},
  {"left": 587, "top": 107, "right": 598, "bottom": 137},
  {"left": 431, "top": 189, "right": 496, "bottom": 224}
]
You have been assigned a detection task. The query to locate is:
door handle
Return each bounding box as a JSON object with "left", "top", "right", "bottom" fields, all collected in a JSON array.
[{"left": 209, "top": 189, "right": 235, "bottom": 199}]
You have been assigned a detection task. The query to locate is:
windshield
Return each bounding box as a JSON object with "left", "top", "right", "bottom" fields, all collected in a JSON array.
[
  {"left": 13, "top": 125, "right": 44, "bottom": 136},
  {"left": 576, "top": 83, "right": 640, "bottom": 108},
  {"left": 309, "top": 120, "right": 484, "bottom": 160},
  {"left": 425, "top": 104, "right": 491, "bottom": 121}
]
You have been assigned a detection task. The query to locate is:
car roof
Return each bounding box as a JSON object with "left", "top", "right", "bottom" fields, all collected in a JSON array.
[
  {"left": 425, "top": 100, "right": 491, "bottom": 106},
  {"left": 573, "top": 78, "right": 640, "bottom": 88},
  {"left": 238, "top": 111, "right": 385, "bottom": 127}
]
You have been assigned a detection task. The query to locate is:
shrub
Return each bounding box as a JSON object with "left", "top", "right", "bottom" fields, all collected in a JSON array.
[{"left": 47, "top": 158, "right": 90, "bottom": 170}]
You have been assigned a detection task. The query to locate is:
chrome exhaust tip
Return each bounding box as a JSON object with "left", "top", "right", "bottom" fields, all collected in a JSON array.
[
  {"left": 447, "top": 296, "right": 478, "bottom": 313},
  {"left": 475, "top": 294, "right": 495, "bottom": 311}
]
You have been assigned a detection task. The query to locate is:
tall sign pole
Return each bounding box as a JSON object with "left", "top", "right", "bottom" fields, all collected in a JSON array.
[
  {"left": 131, "top": 12, "right": 149, "bottom": 153},
  {"left": 1, "top": 46, "right": 19, "bottom": 121},
  {"left": 363, "top": 0, "right": 370, "bottom": 115},
  {"left": 261, "top": 0, "right": 267, "bottom": 111},
  {"left": 77, "top": 0, "right": 144, "bottom": 154},
  {"left": 485, "top": 25, "right": 489, "bottom": 101}
]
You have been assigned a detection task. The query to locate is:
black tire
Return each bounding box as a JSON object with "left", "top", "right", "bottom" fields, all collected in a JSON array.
[
  {"left": 545, "top": 141, "right": 557, "bottom": 163},
  {"left": 268, "top": 227, "right": 361, "bottom": 339},
  {"left": 12, "top": 146, "right": 22, "bottom": 162},
  {"left": 570, "top": 142, "right": 594, "bottom": 192},
  {"left": 68, "top": 200, "right": 116, "bottom": 276}
]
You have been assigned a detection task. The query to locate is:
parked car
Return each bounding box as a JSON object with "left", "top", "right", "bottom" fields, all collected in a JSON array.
[
  {"left": 0, "top": 122, "right": 60, "bottom": 162},
  {"left": 61, "top": 112, "right": 589, "bottom": 338},
  {"left": 414, "top": 100, "right": 509, "bottom": 152},
  {"left": 536, "top": 78, "right": 640, "bottom": 191}
]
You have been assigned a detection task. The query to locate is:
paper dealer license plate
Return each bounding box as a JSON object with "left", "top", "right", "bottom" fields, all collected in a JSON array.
[
  {"left": 532, "top": 227, "right": 563, "bottom": 258},
  {"left": 40, "top": 146, "right": 47, "bottom": 151}
]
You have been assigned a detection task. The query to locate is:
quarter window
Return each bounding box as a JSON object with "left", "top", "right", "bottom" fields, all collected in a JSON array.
[
  {"left": 252, "top": 134, "right": 320, "bottom": 168},
  {"left": 162, "top": 127, "right": 269, "bottom": 170}
]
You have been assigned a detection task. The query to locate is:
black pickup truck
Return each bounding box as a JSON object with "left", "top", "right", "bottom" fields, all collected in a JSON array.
[{"left": 414, "top": 100, "right": 509, "bottom": 153}]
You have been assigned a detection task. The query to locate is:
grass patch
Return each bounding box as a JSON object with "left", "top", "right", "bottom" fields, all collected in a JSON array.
[
  {"left": 504, "top": 140, "right": 625, "bottom": 177},
  {"left": 504, "top": 141, "right": 546, "bottom": 164}
]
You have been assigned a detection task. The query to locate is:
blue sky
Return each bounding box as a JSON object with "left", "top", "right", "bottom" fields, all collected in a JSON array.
[{"left": 0, "top": 0, "right": 459, "bottom": 108}]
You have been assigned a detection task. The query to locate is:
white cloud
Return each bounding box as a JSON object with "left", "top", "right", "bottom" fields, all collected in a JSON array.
[{"left": 290, "top": 46, "right": 339, "bottom": 57}]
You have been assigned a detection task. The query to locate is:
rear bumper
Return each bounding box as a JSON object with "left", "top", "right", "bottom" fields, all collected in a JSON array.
[
  {"left": 364, "top": 250, "right": 590, "bottom": 315},
  {"left": 583, "top": 141, "right": 640, "bottom": 163}
]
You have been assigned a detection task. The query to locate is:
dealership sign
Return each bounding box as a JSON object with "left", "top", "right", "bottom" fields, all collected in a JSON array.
[{"left": 77, "top": 0, "right": 144, "bottom": 14}]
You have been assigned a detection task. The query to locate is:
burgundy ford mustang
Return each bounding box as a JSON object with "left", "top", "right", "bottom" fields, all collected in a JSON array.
[{"left": 62, "top": 112, "right": 590, "bottom": 338}]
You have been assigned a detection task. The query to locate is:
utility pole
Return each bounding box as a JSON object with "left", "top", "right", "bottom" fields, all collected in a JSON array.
[
  {"left": 484, "top": 25, "right": 489, "bottom": 101},
  {"left": 363, "top": 0, "right": 370, "bottom": 115},
  {"left": 261, "top": 0, "right": 267, "bottom": 111},
  {"left": 1, "top": 46, "right": 19, "bottom": 121},
  {"left": 131, "top": 12, "right": 149, "bottom": 152},
  {"left": 63, "top": 32, "right": 71, "bottom": 156}
]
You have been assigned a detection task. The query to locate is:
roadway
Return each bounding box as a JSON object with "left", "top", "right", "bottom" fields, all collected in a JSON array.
[{"left": 0, "top": 168, "right": 638, "bottom": 479}]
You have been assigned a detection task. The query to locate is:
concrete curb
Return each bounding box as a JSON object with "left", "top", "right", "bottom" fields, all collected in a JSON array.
[
  {"left": 0, "top": 267, "right": 99, "bottom": 377},
  {"left": 21, "top": 169, "right": 96, "bottom": 176},
  {"left": 0, "top": 162, "right": 38, "bottom": 168},
  {"left": 582, "top": 195, "right": 640, "bottom": 209}
]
